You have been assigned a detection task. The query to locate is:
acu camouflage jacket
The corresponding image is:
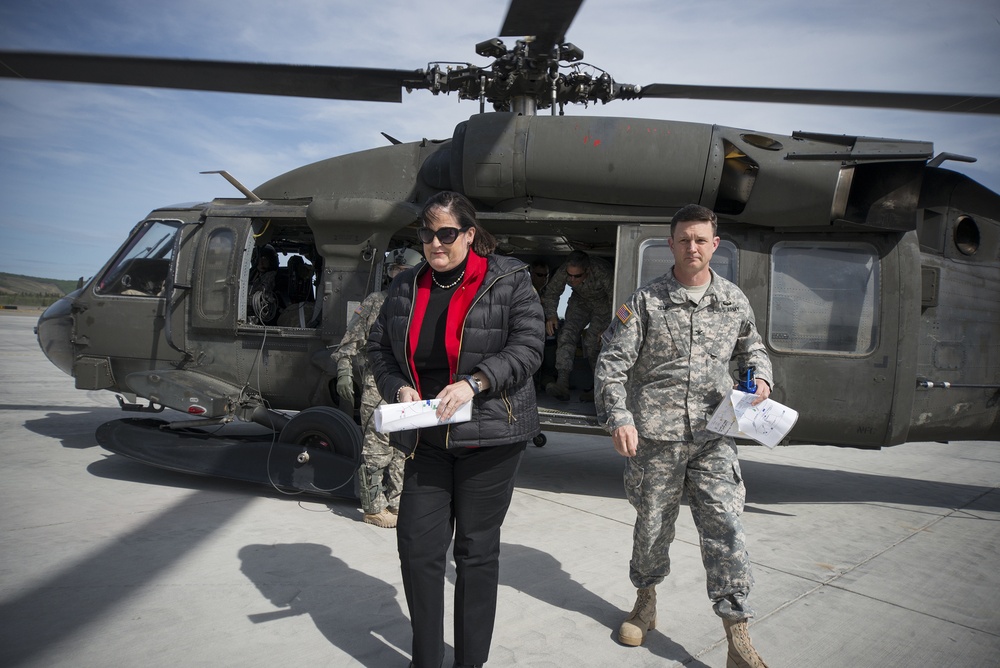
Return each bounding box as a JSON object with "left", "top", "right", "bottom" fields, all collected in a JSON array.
[{"left": 595, "top": 268, "right": 772, "bottom": 442}]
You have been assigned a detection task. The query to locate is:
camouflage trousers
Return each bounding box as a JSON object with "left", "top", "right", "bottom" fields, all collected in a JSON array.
[
  {"left": 358, "top": 397, "right": 405, "bottom": 515},
  {"left": 624, "top": 434, "right": 755, "bottom": 620},
  {"left": 555, "top": 292, "right": 612, "bottom": 374}
]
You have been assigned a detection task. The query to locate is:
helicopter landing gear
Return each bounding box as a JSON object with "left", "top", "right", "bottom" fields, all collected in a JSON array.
[
  {"left": 277, "top": 406, "right": 362, "bottom": 498},
  {"left": 279, "top": 406, "right": 362, "bottom": 463},
  {"left": 533, "top": 433, "right": 547, "bottom": 447}
]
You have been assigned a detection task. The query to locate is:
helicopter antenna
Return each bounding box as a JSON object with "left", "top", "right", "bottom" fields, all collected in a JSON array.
[
  {"left": 927, "top": 152, "right": 977, "bottom": 168},
  {"left": 201, "top": 170, "right": 263, "bottom": 202}
]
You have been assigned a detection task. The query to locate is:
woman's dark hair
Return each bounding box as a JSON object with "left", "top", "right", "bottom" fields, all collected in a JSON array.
[{"left": 419, "top": 191, "right": 497, "bottom": 256}]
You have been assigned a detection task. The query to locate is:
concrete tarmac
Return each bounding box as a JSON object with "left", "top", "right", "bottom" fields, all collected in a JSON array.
[{"left": 1, "top": 313, "right": 998, "bottom": 667}]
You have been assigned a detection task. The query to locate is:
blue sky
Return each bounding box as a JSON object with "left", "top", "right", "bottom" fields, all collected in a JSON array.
[{"left": 1, "top": 0, "right": 998, "bottom": 280}]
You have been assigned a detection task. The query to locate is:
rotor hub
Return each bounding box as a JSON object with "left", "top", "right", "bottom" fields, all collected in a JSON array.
[{"left": 414, "top": 38, "right": 626, "bottom": 114}]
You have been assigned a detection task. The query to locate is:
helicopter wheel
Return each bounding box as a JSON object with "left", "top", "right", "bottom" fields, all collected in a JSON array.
[
  {"left": 533, "top": 433, "right": 547, "bottom": 447},
  {"left": 279, "top": 406, "right": 362, "bottom": 463}
]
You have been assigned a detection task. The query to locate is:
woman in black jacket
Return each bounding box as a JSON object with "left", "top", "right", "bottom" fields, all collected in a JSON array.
[{"left": 368, "top": 191, "right": 544, "bottom": 668}]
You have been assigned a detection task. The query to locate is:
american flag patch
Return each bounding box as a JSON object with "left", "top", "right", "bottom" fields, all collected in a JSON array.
[{"left": 616, "top": 303, "right": 633, "bottom": 325}]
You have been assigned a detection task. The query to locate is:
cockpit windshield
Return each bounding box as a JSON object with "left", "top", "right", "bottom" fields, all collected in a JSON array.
[{"left": 95, "top": 220, "right": 181, "bottom": 297}]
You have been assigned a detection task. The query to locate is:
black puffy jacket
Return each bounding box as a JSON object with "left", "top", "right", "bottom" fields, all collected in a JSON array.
[{"left": 368, "top": 254, "right": 544, "bottom": 453}]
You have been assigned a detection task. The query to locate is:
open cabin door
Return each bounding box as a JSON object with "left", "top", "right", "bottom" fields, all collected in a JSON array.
[{"left": 613, "top": 225, "right": 915, "bottom": 447}]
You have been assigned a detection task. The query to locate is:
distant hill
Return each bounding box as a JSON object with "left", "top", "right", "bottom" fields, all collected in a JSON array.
[{"left": 0, "top": 273, "right": 80, "bottom": 305}]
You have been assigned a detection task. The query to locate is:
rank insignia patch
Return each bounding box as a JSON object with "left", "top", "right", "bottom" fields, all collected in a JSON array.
[{"left": 616, "top": 303, "right": 633, "bottom": 325}]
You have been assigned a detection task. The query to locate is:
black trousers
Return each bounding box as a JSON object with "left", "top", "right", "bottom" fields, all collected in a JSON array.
[{"left": 397, "top": 440, "right": 527, "bottom": 668}]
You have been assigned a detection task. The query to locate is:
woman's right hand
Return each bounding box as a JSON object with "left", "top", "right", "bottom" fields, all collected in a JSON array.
[{"left": 397, "top": 386, "right": 421, "bottom": 403}]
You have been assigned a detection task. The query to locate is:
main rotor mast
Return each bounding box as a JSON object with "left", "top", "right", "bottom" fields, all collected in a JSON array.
[{"left": 411, "top": 37, "right": 639, "bottom": 115}]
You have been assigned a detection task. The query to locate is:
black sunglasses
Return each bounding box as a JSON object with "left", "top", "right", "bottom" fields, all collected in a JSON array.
[
  {"left": 566, "top": 270, "right": 586, "bottom": 279},
  {"left": 417, "top": 226, "right": 470, "bottom": 245}
]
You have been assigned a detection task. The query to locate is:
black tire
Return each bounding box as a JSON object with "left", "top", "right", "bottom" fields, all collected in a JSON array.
[
  {"left": 279, "top": 406, "right": 362, "bottom": 464},
  {"left": 533, "top": 433, "right": 547, "bottom": 447}
]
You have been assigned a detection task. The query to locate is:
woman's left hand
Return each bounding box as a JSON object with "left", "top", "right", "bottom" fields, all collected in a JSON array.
[{"left": 435, "top": 381, "right": 475, "bottom": 420}]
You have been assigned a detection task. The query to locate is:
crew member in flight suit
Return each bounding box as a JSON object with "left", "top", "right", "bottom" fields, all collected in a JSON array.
[{"left": 540, "top": 250, "right": 613, "bottom": 401}]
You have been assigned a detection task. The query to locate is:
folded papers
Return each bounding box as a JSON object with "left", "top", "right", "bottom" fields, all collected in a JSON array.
[
  {"left": 374, "top": 399, "right": 472, "bottom": 434},
  {"left": 707, "top": 389, "right": 798, "bottom": 448}
]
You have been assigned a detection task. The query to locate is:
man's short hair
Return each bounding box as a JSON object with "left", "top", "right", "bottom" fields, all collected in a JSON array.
[
  {"left": 566, "top": 250, "right": 591, "bottom": 271},
  {"left": 670, "top": 204, "right": 718, "bottom": 236}
]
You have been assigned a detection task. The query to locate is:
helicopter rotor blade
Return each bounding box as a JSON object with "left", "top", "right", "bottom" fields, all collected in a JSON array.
[
  {"left": 0, "top": 51, "right": 423, "bottom": 103},
  {"left": 499, "top": 0, "right": 585, "bottom": 53},
  {"left": 4, "top": 49, "right": 997, "bottom": 116},
  {"left": 636, "top": 82, "right": 1000, "bottom": 116}
]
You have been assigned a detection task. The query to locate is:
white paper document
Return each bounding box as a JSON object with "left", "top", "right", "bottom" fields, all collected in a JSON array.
[
  {"left": 374, "top": 399, "right": 473, "bottom": 434},
  {"left": 706, "top": 390, "right": 798, "bottom": 448}
]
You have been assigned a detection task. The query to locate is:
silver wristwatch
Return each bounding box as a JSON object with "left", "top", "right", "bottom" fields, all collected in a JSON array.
[{"left": 462, "top": 374, "right": 483, "bottom": 394}]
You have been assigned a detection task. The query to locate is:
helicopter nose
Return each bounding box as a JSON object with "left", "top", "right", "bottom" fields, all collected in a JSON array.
[{"left": 35, "top": 291, "right": 78, "bottom": 377}]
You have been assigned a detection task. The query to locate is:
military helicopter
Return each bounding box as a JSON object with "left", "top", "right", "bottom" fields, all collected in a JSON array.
[{"left": 7, "top": 0, "right": 999, "bottom": 499}]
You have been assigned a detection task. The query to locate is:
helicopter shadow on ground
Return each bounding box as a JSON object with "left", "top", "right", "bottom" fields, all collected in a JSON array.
[
  {"left": 238, "top": 543, "right": 412, "bottom": 667},
  {"left": 73, "top": 429, "right": 995, "bottom": 519},
  {"left": 515, "top": 439, "right": 996, "bottom": 512},
  {"left": 491, "top": 542, "right": 711, "bottom": 667},
  {"left": 738, "top": 458, "right": 996, "bottom": 511},
  {"left": 514, "top": 440, "right": 626, "bottom": 499},
  {"left": 86, "top": 453, "right": 362, "bottom": 513},
  {"left": 18, "top": 406, "right": 125, "bottom": 449}
]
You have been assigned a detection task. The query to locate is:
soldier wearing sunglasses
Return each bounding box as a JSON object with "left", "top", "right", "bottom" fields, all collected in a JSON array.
[{"left": 529, "top": 259, "right": 550, "bottom": 294}]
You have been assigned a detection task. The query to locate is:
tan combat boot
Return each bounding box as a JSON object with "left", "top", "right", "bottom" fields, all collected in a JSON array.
[
  {"left": 618, "top": 586, "right": 656, "bottom": 646},
  {"left": 363, "top": 509, "right": 397, "bottom": 528},
  {"left": 723, "top": 618, "right": 769, "bottom": 668}
]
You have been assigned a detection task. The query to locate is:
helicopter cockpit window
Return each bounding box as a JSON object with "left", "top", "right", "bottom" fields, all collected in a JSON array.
[
  {"left": 95, "top": 219, "right": 180, "bottom": 297},
  {"left": 637, "top": 239, "right": 738, "bottom": 287},
  {"left": 769, "top": 242, "right": 880, "bottom": 355}
]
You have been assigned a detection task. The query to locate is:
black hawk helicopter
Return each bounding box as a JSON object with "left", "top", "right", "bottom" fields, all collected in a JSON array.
[{"left": 5, "top": 0, "right": 998, "bottom": 499}]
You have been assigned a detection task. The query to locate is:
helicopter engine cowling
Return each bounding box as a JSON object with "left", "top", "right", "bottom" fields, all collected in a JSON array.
[
  {"left": 451, "top": 113, "right": 712, "bottom": 207},
  {"left": 447, "top": 113, "right": 932, "bottom": 230}
]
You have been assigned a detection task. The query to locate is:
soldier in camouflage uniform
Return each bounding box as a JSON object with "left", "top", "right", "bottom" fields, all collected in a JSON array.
[
  {"left": 540, "top": 250, "right": 613, "bottom": 401},
  {"left": 332, "top": 248, "right": 422, "bottom": 529},
  {"left": 595, "top": 204, "right": 772, "bottom": 668}
]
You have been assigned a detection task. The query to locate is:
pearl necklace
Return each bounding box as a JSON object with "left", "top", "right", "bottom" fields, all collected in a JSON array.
[{"left": 432, "top": 269, "right": 465, "bottom": 289}]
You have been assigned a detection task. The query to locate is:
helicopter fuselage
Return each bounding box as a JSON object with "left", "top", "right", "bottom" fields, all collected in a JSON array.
[{"left": 36, "top": 113, "right": 1000, "bottom": 448}]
